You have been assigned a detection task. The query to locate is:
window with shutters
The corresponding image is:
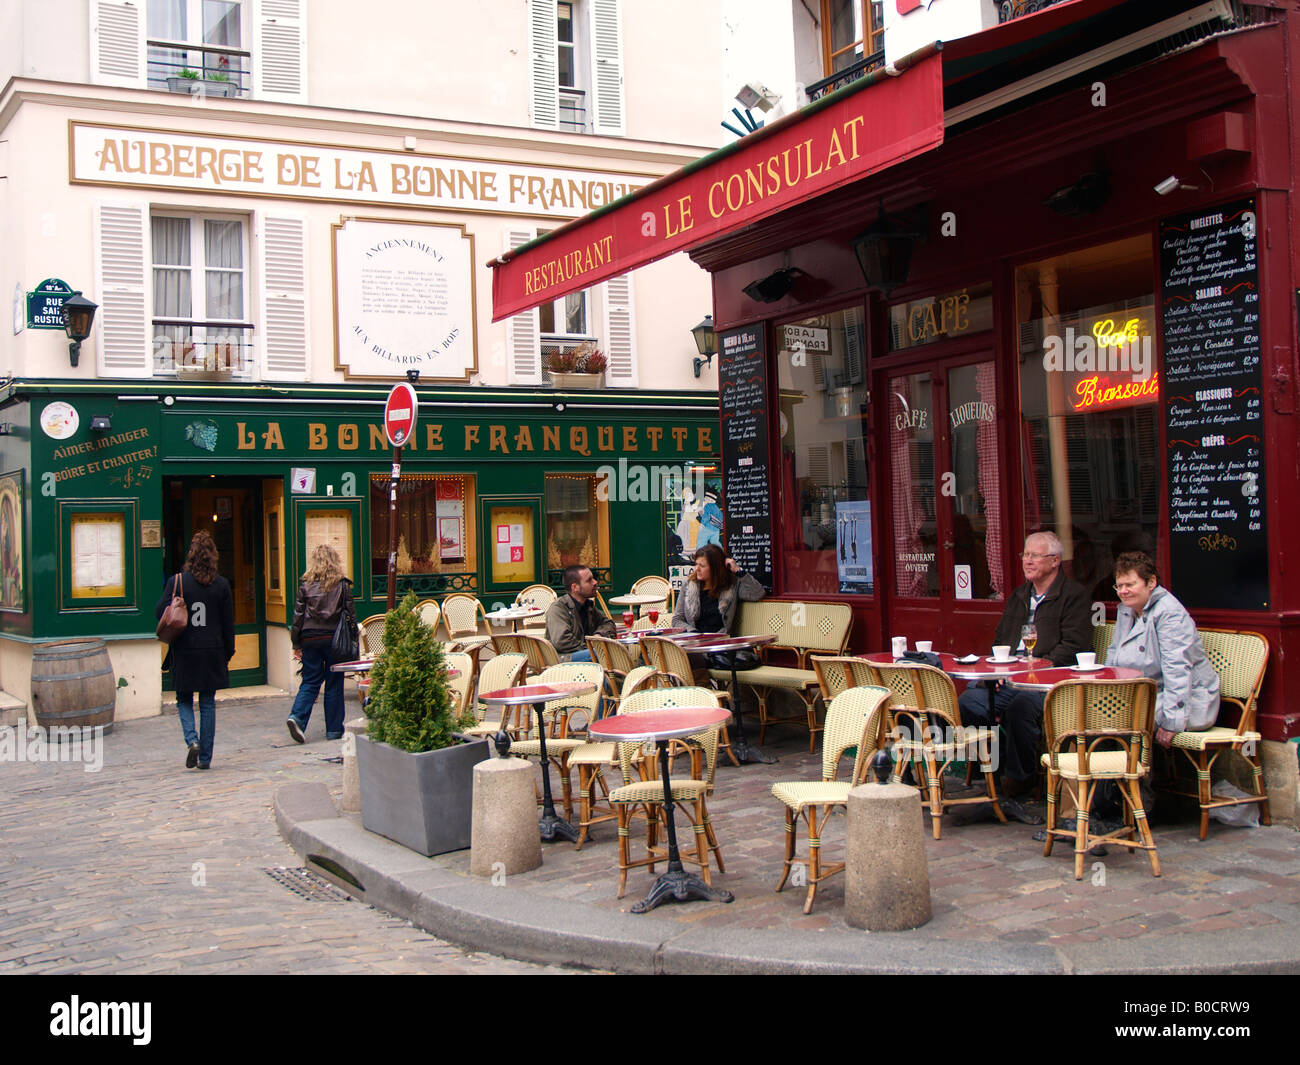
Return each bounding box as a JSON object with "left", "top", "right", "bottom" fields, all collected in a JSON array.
[
  {"left": 151, "top": 213, "right": 253, "bottom": 377},
  {"left": 147, "top": 0, "right": 249, "bottom": 97},
  {"left": 530, "top": 0, "right": 624, "bottom": 136}
]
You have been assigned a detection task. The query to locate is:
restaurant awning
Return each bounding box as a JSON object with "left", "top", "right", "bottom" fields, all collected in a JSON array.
[{"left": 489, "top": 46, "right": 944, "bottom": 321}]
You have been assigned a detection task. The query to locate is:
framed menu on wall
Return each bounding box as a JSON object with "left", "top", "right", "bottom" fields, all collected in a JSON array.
[
  {"left": 1159, "top": 199, "right": 1269, "bottom": 610},
  {"left": 718, "top": 326, "right": 773, "bottom": 590}
]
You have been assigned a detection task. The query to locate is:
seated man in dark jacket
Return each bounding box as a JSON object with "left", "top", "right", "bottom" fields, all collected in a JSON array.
[
  {"left": 958, "top": 531, "right": 1093, "bottom": 795},
  {"left": 545, "top": 564, "right": 616, "bottom": 661}
]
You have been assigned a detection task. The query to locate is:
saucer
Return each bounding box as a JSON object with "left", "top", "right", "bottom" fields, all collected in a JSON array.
[
  {"left": 955, "top": 654, "right": 981, "bottom": 664},
  {"left": 1069, "top": 663, "right": 1105, "bottom": 672},
  {"left": 985, "top": 656, "right": 1020, "bottom": 665}
]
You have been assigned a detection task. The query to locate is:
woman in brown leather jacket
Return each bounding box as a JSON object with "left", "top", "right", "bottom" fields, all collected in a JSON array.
[{"left": 286, "top": 544, "right": 357, "bottom": 743}]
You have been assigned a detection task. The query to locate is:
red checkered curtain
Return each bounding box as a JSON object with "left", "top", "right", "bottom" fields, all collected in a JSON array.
[
  {"left": 889, "top": 386, "right": 929, "bottom": 597},
  {"left": 975, "top": 362, "right": 1004, "bottom": 597}
]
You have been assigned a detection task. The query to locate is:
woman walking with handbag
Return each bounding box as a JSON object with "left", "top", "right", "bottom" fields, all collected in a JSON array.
[
  {"left": 286, "top": 543, "right": 358, "bottom": 743},
  {"left": 155, "top": 530, "right": 235, "bottom": 770}
]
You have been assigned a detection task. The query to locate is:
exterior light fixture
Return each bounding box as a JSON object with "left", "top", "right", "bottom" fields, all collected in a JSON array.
[
  {"left": 742, "top": 268, "right": 799, "bottom": 304},
  {"left": 851, "top": 207, "right": 924, "bottom": 296},
  {"left": 691, "top": 315, "right": 717, "bottom": 377},
  {"left": 406, "top": 368, "right": 420, "bottom": 384},
  {"left": 61, "top": 292, "right": 99, "bottom": 368},
  {"left": 90, "top": 416, "right": 112, "bottom": 432}
]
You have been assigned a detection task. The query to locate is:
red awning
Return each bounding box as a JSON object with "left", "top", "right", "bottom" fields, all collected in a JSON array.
[{"left": 489, "top": 47, "right": 944, "bottom": 321}]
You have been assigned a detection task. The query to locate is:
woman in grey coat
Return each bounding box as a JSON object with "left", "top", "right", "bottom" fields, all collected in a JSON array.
[
  {"left": 1106, "top": 552, "right": 1220, "bottom": 748},
  {"left": 671, "top": 543, "right": 765, "bottom": 633}
]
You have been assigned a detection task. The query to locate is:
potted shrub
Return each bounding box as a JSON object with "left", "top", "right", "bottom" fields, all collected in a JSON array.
[
  {"left": 548, "top": 342, "right": 606, "bottom": 389},
  {"left": 354, "top": 592, "right": 488, "bottom": 856},
  {"left": 166, "top": 68, "right": 237, "bottom": 98}
]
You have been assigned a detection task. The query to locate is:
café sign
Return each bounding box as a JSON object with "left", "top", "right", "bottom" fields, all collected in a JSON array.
[{"left": 26, "top": 278, "right": 73, "bottom": 330}]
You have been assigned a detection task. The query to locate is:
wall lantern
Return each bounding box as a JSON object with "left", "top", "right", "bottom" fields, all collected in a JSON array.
[
  {"left": 742, "top": 267, "right": 799, "bottom": 304},
  {"left": 61, "top": 293, "right": 99, "bottom": 368},
  {"left": 851, "top": 208, "right": 923, "bottom": 297},
  {"left": 691, "top": 315, "right": 717, "bottom": 377}
]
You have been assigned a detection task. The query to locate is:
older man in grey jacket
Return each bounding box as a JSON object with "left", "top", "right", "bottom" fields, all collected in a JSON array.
[{"left": 1106, "top": 552, "right": 1220, "bottom": 747}]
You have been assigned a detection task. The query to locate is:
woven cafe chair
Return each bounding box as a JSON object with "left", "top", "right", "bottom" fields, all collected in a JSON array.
[
  {"left": 461, "top": 653, "right": 528, "bottom": 739},
  {"left": 357, "top": 613, "right": 387, "bottom": 658},
  {"left": 512, "top": 633, "right": 561, "bottom": 677},
  {"left": 444, "top": 651, "right": 474, "bottom": 720},
  {"left": 642, "top": 635, "right": 736, "bottom": 766},
  {"left": 873, "top": 663, "right": 1006, "bottom": 840},
  {"left": 1167, "top": 628, "right": 1271, "bottom": 839},
  {"left": 441, "top": 594, "right": 493, "bottom": 653},
  {"left": 811, "top": 655, "right": 880, "bottom": 701},
  {"left": 514, "top": 583, "right": 556, "bottom": 632},
  {"left": 492, "top": 631, "right": 523, "bottom": 656},
  {"left": 586, "top": 635, "right": 637, "bottom": 717},
  {"left": 1092, "top": 620, "right": 1115, "bottom": 660},
  {"left": 509, "top": 662, "right": 605, "bottom": 823},
  {"left": 608, "top": 687, "right": 725, "bottom": 899},
  {"left": 620, "top": 665, "right": 668, "bottom": 700},
  {"left": 1041, "top": 678, "right": 1161, "bottom": 879},
  {"left": 628, "top": 575, "right": 672, "bottom": 616},
  {"left": 414, "top": 597, "right": 442, "bottom": 635},
  {"left": 771, "top": 686, "right": 892, "bottom": 913}
]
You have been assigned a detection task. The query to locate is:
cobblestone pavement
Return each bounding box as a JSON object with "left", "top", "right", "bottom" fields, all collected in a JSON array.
[{"left": 0, "top": 698, "right": 585, "bottom": 975}]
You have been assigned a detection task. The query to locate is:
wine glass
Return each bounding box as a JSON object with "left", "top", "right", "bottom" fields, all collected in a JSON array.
[
  {"left": 647, "top": 608, "right": 660, "bottom": 628},
  {"left": 1021, "top": 623, "right": 1038, "bottom": 662},
  {"left": 622, "top": 610, "right": 635, "bottom": 630}
]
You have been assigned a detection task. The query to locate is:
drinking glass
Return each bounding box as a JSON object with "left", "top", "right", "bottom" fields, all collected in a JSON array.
[
  {"left": 647, "top": 608, "right": 660, "bottom": 626},
  {"left": 623, "top": 610, "right": 635, "bottom": 628},
  {"left": 1021, "top": 623, "right": 1038, "bottom": 661}
]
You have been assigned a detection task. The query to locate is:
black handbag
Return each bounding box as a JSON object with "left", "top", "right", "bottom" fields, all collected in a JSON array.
[
  {"left": 901, "top": 650, "right": 943, "bottom": 668},
  {"left": 707, "top": 649, "right": 762, "bottom": 671},
  {"left": 329, "top": 584, "right": 358, "bottom": 661}
]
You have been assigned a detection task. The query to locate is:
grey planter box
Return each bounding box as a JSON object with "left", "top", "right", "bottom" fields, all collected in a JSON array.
[
  {"left": 354, "top": 733, "right": 490, "bottom": 856},
  {"left": 166, "top": 77, "right": 237, "bottom": 98}
]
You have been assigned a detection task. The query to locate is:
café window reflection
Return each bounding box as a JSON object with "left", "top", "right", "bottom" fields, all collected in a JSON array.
[
  {"left": 776, "top": 305, "right": 872, "bottom": 595},
  {"left": 1016, "top": 235, "right": 1160, "bottom": 602},
  {"left": 545, "top": 474, "right": 609, "bottom": 574},
  {"left": 369, "top": 473, "right": 476, "bottom": 577}
]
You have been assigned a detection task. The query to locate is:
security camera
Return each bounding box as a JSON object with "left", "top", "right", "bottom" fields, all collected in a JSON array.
[
  {"left": 1154, "top": 176, "right": 1181, "bottom": 196},
  {"left": 735, "top": 81, "right": 778, "bottom": 112}
]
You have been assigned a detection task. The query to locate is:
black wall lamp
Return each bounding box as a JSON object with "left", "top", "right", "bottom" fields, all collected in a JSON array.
[
  {"left": 742, "top": 267, "right": 799, "bottom": 304},
  {"left": 851, "top": 206, "right": 924, "bottom": 297},
  {"left": 61, "top": 293, "right": 98, "bottom": 368},
  {"left": 406, "top": 368, "right": 420, "bottom": 384},
  {"left": 691, "top": 315, "right": 717, "bottom": 377},
  {"left": 90, "top": 416, "right": 112, "bottom": 432}
]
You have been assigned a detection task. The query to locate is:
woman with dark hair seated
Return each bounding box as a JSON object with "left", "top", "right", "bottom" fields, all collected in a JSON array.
[
  {"left": 1106, "top": 551, "right": 1220, "bottom": 749},
  {"left": 671, "top": 542, "right": 764, "bottom": 634}
]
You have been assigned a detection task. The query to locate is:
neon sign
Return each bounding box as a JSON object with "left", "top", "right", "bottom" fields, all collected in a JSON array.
[
  {"left": 1071, "top": 371, "right": 1160, "bottom": 412},
  {"left": 1092, "top": 317, "right": 1144, "bottom": 347}
]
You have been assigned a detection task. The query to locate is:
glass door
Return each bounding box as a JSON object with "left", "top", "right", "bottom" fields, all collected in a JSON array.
[{"left": 884, "top": 356, "right": 1006, "bottom": 652}]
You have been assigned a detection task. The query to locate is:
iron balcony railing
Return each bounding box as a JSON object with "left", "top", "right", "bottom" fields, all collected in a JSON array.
[
  {"left": 152, "top": 319, "right": 255, "bottom": 377},
  {"left": 148, "top": 39, "right": 251, "bottom": 98},
  {"left": 806, "top": 50, "right": 887, "bottom": 103},
  {"left": 559, "top": 87, "right": 588, "bottom": 133},
  {"left": 997, "top": 0, "right": 1070, "bottom": 21}
]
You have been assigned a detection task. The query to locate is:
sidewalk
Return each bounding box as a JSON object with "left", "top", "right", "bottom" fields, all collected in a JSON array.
[{"left": 278, "top": 705, "right": 1300, "bottom": 975}]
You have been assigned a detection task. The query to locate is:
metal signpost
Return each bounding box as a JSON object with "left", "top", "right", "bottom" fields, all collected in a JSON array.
[{"left": 382, "top": 383, "right": 419, "bottom": 610}]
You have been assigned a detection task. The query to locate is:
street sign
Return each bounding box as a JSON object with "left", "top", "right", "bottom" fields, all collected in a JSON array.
[
  {"left": 383, "top": 383, "right": 418, "bottom": 448},
  {"left": 26, "top": 278, "right": 74, "bottom": 330}
]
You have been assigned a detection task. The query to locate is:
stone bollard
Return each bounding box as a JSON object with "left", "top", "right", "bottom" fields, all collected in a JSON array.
[
  {"left": 341, "top": 716, "right": 367, "bottom": 813},
  {"left": 470, "top": 756, "right": 541, "bottom": 877},
  {"left": 844, "top": 781, "right": 932, "bottom": 931}
]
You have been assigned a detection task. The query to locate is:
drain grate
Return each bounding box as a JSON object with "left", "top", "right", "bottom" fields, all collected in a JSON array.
[{"left": 265, "top": 865, "right": 355, "bottom": 903}]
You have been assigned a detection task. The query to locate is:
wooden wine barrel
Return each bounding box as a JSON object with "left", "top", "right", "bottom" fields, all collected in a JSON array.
[{"left": 30, "top": 638, "right": 117, "bottom": 733}]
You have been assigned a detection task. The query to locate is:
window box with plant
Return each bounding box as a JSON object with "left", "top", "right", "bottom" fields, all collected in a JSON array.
[
  {"left": 353, "top": 593, "right": 488, "bottom": 856},
  {"left": 546, "top": 341, "right": 607, "bottom": 389},
  {"left": 165, "top": 68, "right": 237, "bottom": 97}
]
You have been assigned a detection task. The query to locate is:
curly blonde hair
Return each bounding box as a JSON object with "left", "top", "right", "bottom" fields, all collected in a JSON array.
[
  {"left": 302, "top": 543, "right": 345, "bottom": 590},
  {"left": 185, "top": 530, "right": 219, "bottom": 586}
]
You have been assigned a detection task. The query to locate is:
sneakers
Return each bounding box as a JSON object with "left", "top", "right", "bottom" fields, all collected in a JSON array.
[
  {"left": 186, "top": 742, "right": 200, "bottom": 769},
  {"left": 286, "top": 718, "right": 306, "bottom": 744}
]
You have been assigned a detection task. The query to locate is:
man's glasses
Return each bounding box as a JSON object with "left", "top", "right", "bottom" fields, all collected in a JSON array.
[{"left": 1019, "top": 551, "right": 1056, "bottom": 561}]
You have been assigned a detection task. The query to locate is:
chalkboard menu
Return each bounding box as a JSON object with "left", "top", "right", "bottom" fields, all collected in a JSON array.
[
  {"left": 1160, "top": 199, "right": 1269, "bottom": 610},
  {"left": 718, "top": 326, "right": 773, "bottom": 590}
]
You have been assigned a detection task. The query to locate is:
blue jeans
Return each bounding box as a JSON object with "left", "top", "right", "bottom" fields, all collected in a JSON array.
[
  {"left": 176, "top": 691, "right": 216, "bottom": 766},
  {"left": 289, "top": 641, "right": 346, "bottom": 738},
  {"left": 568, "top": 648, "right": 593, "bottom": 663}
]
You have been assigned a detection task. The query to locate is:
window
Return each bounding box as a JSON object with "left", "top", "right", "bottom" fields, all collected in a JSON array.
[
  {"left": 1015, "top": 235, "right": 1160, "bottom": 603},
  {"left": 151, "top": 214, "right": 252, "bottom": 376},
  {"left": 530, "top": 0, "right": 624, "bottom": 136},
  {"left": 370, "top": 474, "right": 477, "bottom": 579},
  {"left": 545, "top": 474, "right": 609, "bottom": 574},
  {"left": 821, "top": 1, "right": 884, "bottom": 75},
  {"left": 775, "top": 307, "right": 872, "bottom": 595},
  {"left": 147, "top": 0, "right": 248, "bottom": 95}
]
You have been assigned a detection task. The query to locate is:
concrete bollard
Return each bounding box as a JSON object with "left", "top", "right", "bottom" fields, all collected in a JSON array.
[
  {"left": 341, "top": 716, "right": 367, "bottom": 813},
  {"left": 470, "top": 757, "right": 541, "bottom": 877},
  {"left": 844, "top": 781, "right": 932, "bottom": 931}
]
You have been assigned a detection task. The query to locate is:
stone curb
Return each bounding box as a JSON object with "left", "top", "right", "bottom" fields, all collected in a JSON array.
[{"left": 273, "top": 782, "right": 1300, "bottom": 975}]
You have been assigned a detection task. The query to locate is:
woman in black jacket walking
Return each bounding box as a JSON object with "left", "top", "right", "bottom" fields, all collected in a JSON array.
[
  {"left": 155, "top": 530, "right": 235, "bottom": 770},
  {"left": 286, "top": 543, "right": 357, "bottom": 743}
]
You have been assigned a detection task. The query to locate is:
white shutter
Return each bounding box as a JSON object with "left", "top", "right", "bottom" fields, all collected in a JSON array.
[
  {"left": 506, "top": 229, "right": 542, "bottom": 384},
  {"left": 89, "top": 0, "right": 146, "bottom": 89},
  {"left": 589, "top": 0, "right": 625, "bottom": 136},
  {"left": 253, "top": 0, "right": 307, "bottom": 103},
  {"left": 93, "top": 203, "right": 151, "bottom": 378},
  {"left": 529, "top": 0, "right": 559, "bottom": 130},
  {"left": 601, "top": 273, "right": 636, "bottom": 386},
  {"left": 259, "top": 214, "right": 309, "bottom": 381}
]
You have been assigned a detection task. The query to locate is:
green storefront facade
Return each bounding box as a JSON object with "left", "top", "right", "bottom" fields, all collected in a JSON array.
[{"left": 0, "top": 378, "right": 718, "bottom": 719}]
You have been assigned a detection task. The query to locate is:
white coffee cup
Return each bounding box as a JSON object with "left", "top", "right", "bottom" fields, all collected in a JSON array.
[
  {"left": 891, "top": 636, "right": 907, "bottom": 658},
  {"left": 1076, "top": 652, "right": 1097, "bottom": 668},
  {"left": 992, "top": 645, "right": 1013, "bottom": 662},
  {"left": 915, "top": 641, "right": 933, "bottom": 653}
]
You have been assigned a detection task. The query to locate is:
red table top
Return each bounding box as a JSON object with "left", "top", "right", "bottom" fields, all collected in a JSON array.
[
  {"left": 861, "top": 651, "right": 1044, "bottom": 679},
  {"left": 1005, "top": 665, "right": 1143, "bottom": 692},
  {"left": 667, "top": 632, "right": 777, "bottom": 654},
  {"left": 479, "top": 681, "right": 596, "bottom": 705},
  {"left": 588, "top": 707, "right": 732, "bottom": 742},
  {"left": 614, "top": 626, "right": 684, "bottom": 642}
]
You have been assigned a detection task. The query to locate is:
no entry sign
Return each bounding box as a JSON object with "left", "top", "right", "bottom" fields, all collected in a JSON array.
[{"left": 383, "top": 383, "right": 419, "bottom": 448}]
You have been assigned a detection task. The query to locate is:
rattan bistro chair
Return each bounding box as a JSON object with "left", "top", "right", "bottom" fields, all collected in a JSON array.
[
  {"left": 609, "top": 687, "right": 725, "bottom": 899},
  {"left": 1169, "top": 628, "right": 1272, "bottom": 839},
  {"left": 811, "top": 655, "right": 880, "bottom": 702},
  {"left": 586, "top": 635, "right": 638, "bottom": 717},
  {"left": 873, "top": 662, "right": 1006, "bottom": 840},
  {"left": 509, "top": 662, "right": 606, "bottom": 821},
  {"left": 514, "top": 584, "right": 557, "bottom": 632},
  {"left": 1041, "top": 677, "right": 1161, "bottom": 880},
  {"left": 357, "top": 613, "right": 387, "bottom": 658},
  {"left": 771, "top": 686, "right": 892, "bottom": 913},
  {"left": 642, "top": 635, "right": 736, "bottom": 766},
  {"left": 444, "top": 651, "right": 474, "bottom": 720},
  {"left": 461, "top": 653, "right": 528, "bottom": 739},
  {"left": 414, "top": 598, "right": 442, "bottom": 636},
  {"left": 441, "top": 594, "right": 493, "bottom": 654},
  {"left": 628, "top": 575, "right": 672, "bottom": 616}
]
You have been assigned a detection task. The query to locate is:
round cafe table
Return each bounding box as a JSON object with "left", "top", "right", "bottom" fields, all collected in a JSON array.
[
  {"left": 608, "top": 593, "right": 667, "bottom": 608},
  {"left": 1005, "top": 664, "right": 1142, "bottom": 693},
  {"left": 330, "top": 659, "right": 460, "bottom": 679},
  {"left": 668, "top": 631, "right": 777, "bottom": 765},
  {"left": 588, "top": 706, "right": 734, "bottom": 913},
  {"left": 478, "top": 681, "right": 596, "bottom": 844},
  {"left": 612, "top": 625, "right": 683, "bottom": 645},
  {"left": 484, "top": 605, "right": 544, "bottom": 633}
]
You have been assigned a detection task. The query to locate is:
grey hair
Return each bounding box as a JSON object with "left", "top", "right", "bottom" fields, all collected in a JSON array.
[{"left": 1026, "top": 531, "right": 1063, "bottom": 557}]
